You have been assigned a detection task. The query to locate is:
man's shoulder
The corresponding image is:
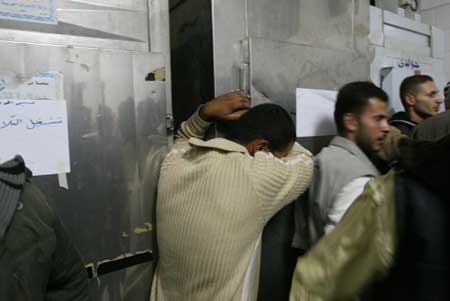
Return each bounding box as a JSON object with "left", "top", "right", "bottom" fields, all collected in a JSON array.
[
  {"left": 391, "top": 122, "right": 415, "bottom": 136},
  {"left": 19, "top": 180, "right": 56, "bottom": 224},
  {"left": 365, "top": 171, "right": 395, "bottom": 205},
  {"left": 315, "top": 142, "right": 357, "bottom": 166},
  {"left": 189, "top": 137, "right": 248, "bottom": 154},
  {"left": 413, "top": 110, "right": 450, "bottom": 140},
  {"left": 316, "top": 142, "right": 347, "bottom": 158},
  {"left": 314, "top": 138, "right": 377, "bottom": 178},
  {"left": 389, "top": 112, "right": 416, "bottom": 136}
]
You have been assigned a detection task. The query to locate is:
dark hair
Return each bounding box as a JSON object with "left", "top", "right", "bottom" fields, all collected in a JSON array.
[
  {"left": 399, "top": 75, "right": 434, "bottom": 106},
  {"left": 221, "top": 103, "right": 296, "bottom": 152},
  {"left": 334, "top": 81, "right": 389, "bottom": 134}
]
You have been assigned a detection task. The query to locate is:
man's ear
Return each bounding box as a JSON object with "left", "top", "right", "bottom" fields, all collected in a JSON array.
[
  {"left": 404, "top": 94, "right": 416, "bottom": 107},
  {"left": 246, "top": 138, "right": 270, "bottom": 156},
  {"left": 343, "top": 113, "right": 359, "bottom": 133}
]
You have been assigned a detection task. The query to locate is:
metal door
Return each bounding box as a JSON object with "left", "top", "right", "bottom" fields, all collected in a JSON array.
[{"left": 1, "top": 1, "right": 170, "bottom": 300}]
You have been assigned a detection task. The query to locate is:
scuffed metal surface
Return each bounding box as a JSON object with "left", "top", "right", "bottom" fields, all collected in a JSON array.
[
  {"left": 0, "top": 1, "right": 169, "bottom": 297},
  {"left": 0, "top": 0, "right": 150, "bottom": 51}
]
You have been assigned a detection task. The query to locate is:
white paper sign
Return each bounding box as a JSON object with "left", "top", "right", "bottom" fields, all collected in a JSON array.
[
  {"left": 0, "top": 0, "right": 57, "bottom": 24},
  {"left": 0, "top": 99, "right": 70, "bottom": 176},
  {"left": 296, "top": 88, "right": 337, "bottom": 137},
  {"left": 0, "top": 71, "right": 63, "bottom": 100}
]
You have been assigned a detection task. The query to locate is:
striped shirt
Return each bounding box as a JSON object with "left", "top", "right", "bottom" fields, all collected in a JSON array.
[{"left": 151, "top": 110, "right": 313, "bottom": 301}]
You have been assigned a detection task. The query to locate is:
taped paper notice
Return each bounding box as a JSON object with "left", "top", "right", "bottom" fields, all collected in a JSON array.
[
  {"left": 296, "top": 88, "right": 337, "bottom": 137},
  {"left": 0, "top": 99, "right": 70, "bottom": 176},
  {"left": 0, "top": 0, "right": 57, "bottom": 24},
  {"left": 57, "top": 160, "right": 69, "bottom": 189},
  {"left": 58, "top": 173, "right": 69, "bottom": 189},
  {"left": 0, "top": 71, "right": 63, "bottom": 100}
]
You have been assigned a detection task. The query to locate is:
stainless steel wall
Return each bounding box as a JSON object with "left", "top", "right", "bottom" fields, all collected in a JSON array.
[
  {"left": 213, "top": 0, "right": 372, "bottom": 117},
  {"left": 0, "top": 1, "right": 170, "bottom": 300},
  {"left": 0, "top": 0, "right": 149, "bottom": 51}
]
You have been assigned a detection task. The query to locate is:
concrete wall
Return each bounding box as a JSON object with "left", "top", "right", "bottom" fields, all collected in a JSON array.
[{"left": 422, "top": 0, "right": 450, "bottom": 79}]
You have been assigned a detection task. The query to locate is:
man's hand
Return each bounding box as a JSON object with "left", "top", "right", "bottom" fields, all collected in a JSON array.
[{"left": 199, "top": 91, "right": 251, "bottom": 121}]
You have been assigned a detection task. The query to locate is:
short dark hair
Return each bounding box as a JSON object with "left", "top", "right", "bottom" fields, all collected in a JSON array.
[
  {"left": 334, "top": 81, "right": 389, "bottom": 134},
  {"left": 400, "top": 75, "right": 434, "bottom": 106},
  {"left": 221, "top": 103, "right": 296, "bottom": 152}
]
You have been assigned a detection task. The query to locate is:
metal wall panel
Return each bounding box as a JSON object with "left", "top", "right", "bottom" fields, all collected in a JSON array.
[
  {"left": 212, "top": 0, "right": 247, "bottom": 96},
  {"left": 247, "top": 0, "right": 355, "bottom": 51},
  {"left": 0, "top": 0, "right": 149, "bottom": 51},
  {"left": 249, "top": 36, "right": 371, "bottom": 114},
  {"left": 149, "top": 0, "right": 173, "bottom": 128},
  {"left": 0, "top": 41, "right": 167, "bottom": 300},
  {"left": 212, "top": 0, "right": 373, "bottom": 113},
  {"left": 1, "top": 1, "right": 170, "bottom": 299},
  {"left": 247, "top": 0, "right": 373, "bottom": 114}
]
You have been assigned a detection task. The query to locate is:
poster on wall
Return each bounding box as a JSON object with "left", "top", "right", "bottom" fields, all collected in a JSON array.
[
  {"left": 296, "top": 88, "right": 337, "bottom": 137},
  {"left": 0, "top": 0, "right": 57, "bottom": 24},
  {"left": 0, "top": 71, "right": 69, "bottom": 187},
  {"left": 0, "top": 71, "right": 63, "bottom": 100},
  {"left": 0, "top": 99, "right": 70, "bottom": 176}
]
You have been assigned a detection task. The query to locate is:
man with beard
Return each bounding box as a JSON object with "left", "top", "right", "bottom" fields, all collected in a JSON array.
[{"left": 297, "top": 82, "right": 390, "bottom": 247}]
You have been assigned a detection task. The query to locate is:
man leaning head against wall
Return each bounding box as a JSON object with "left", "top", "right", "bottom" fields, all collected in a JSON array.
[{"left": 151, "top": 91, "right": 313, "bottom": 301}]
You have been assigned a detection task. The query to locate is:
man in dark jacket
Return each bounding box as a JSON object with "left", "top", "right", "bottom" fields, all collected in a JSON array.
[
  {"left": 290, "top": 134, "right": 450, "bottom": 300},
  {"left": 0, "top": 156, "right": 90, "bottom": 300},
  {"left": 389, "top": 75, "right": 443, "bottom": 136},
  {"left": 413, "top": 109, "right": 450, "bottom": 141}
]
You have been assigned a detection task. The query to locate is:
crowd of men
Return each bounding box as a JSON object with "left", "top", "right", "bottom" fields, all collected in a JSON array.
[
  {"left": 151, "top": 75, "right": 449, "bottom": 301},
  {"left": 1, "top": 75, "right": 449, "bottom": 300}
]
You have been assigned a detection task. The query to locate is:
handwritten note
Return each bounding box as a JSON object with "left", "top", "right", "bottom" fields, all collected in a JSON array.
[
  {"left": 0, "top": 71, "right": 63, "bottom": 100},
  {"left": 0, "top": 99, "right": 70, "bottom": 176},
  {"left": 296, "top": 88, "right": 337, "bottom": 137},
  {"left": 0, "top": 0, "right": 57, "bottom": 24}
]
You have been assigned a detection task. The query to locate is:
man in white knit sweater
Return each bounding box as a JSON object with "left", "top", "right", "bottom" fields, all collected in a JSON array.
[{"left": 151, "top": 91, "right": 313, "bottom": 300}]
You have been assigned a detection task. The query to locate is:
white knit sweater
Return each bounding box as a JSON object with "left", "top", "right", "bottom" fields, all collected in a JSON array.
[{"left": 151, "top": 110, "right": 313, "bottom": 301}]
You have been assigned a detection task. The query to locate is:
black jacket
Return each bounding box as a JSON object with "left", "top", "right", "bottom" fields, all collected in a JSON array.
[
  {"left": 0, "top": 157, "right": 90, "bottom": 300},
  {"left": 372, "top": 136, "right": 450, "bottom": 300},
  {"left": 389, "top": 111, "right": 417, "bottom": 137},
  {"left": 413, "top": 110, "right": 450, "bottom": 140}
]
